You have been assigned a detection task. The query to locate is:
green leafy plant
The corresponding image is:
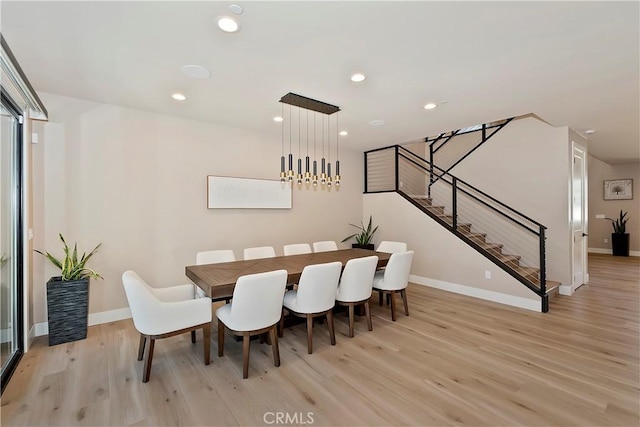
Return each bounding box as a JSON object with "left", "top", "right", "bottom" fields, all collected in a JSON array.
[
  {"left": 341, "top": 215, "right": 379, "bottom": 245},
  {"left": 605, "top": 210, "right": 629, "bottom": 234},
  {"left": 35, "top": 234, "right": 103, "bottom": 281}
]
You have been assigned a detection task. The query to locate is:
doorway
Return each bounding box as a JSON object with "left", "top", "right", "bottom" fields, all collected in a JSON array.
[{"left": 571, "top": 142, "right": 588, "bottom": 292}]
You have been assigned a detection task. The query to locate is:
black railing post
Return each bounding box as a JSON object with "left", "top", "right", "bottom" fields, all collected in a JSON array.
[
  {"left": 394, "top": 145, "right": 399, "bottom": 191},
  {"left": 428, "top": 143, "right": 434, "bottom": 198},
  {"left": 452, "top": 176, "right": 457, "bottom": 230},
  {"left": 539, "top": 225, "right": 548, "bottom": 312},
  {"left": 364, "top": 151, "right": 368, "bottom": 193}
]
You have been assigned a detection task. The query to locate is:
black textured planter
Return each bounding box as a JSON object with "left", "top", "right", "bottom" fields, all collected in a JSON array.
[
  {"left": 46, "top": 277, "right": 89, "bottom": 346},
  {"left": 611, "top": 233, "right": 630, "bottom": 257},
  {"left": 352, "top": 243, "right": 375, "bottom": 250}
]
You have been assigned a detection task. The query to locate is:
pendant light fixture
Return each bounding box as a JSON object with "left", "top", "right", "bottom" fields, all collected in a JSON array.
[{"left": 278, "top": 93, "right": 341, "bottom": 189}]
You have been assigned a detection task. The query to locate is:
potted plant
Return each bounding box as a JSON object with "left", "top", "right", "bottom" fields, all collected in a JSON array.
[
  {"left": 605, "top": 210, "right": 630, "bottom": 257},
  {"left": 35, "top": 234, "right": 102, "bottom": 345},
  {"left": 341, "top": 215, "right": 378, "bottom": 250}
]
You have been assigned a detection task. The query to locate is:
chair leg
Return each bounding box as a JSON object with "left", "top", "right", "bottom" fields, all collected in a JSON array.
[
  {"left": 364, "top": 301, "right": 373, "bottom": 331},
  {"left": 242, "top": 332, "right": 251, "bottom": 379},
  {"left": 203, "top": 323, "right": 211, "bottom": 365},
  {"left": 191, "top": 330, "right": 196, "bottom": 343},
  {"left": 306, "top": 314, "right": 313, "bottom": 354},
  {"left": 217, "top": 320, "right": 225, "bottom": 357},
  {"left": 278, "top": 309, "right": 285, "bottom": 338},
  {"left": 270, "top": 326, "right": 280, "bottom": 367},
  {"left": 142, "top": 338, "right": 155, "bottom": 383},
  {"left": 401, "top": 289, "right": 409, "bottom": 316},
  {"left": 326, "top": 310, "right": 336, "bottom": 346},
  {"left": 348, "top": 304, "right": 355, "bottom": 338},
  {"left": 137, "top": 334, "right": 146, "bottom": 361},
  {"left": 378, "top": 291, "right": 383, "bottom": 306},
  {"left": 390, "top": 291, "right": 397, "bottom": 321}
]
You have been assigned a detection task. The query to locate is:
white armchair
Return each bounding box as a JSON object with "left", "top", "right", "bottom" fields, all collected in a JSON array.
[
  {"left": 312, "top": 241, "right": 338, "bottom": 252},
  {"left": 122, "top": 270, "right": 212, "bottom": 383}
]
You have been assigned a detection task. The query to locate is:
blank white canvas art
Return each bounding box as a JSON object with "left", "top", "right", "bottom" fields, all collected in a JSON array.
[{"left": 207, "top": 176, "right": 292, "bottom": 209}]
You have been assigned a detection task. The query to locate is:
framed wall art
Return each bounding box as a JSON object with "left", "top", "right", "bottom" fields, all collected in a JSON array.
[
  {"left": 603, "top": 179, "right": 633, "bottom": 200},
  {"left": 207, "top": 176, "right": 292, "bottom": 209}
]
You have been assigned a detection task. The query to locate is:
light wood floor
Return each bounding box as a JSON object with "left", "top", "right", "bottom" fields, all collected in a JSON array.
[{"left": 2, "top": 254, "right": 638, "bottom": 426}]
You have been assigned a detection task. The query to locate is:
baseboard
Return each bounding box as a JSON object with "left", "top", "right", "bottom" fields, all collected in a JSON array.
[
  {"left": 409, "top": 275, "right": 540, "bottom": 312},
  {"left": 559, "top": 285, "right": 573, "bottom": 296},
  {"left": 32, "top": 307, "right": 132, "bottom": 337},
  {"left": 588, "top": 247, "right": 640, "bottom": 257}
]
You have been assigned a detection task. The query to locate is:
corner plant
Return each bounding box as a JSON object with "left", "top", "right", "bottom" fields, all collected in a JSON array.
[
  {"left": 35, "top": 233, "right": 103, "bottom": 281},
  {"left": 341, "top": 215, "right": 379, "bottom": 245},
  {"left": 605, "top": 210, "right": 629, "bottom": 234}
]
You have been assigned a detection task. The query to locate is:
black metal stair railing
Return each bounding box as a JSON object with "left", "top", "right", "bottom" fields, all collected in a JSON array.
[{"left": 364, "top": 145, "right": 550, "bottom": 312}]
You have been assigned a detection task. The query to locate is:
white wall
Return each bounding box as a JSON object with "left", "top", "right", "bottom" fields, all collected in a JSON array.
[
  {"left": 30, "top": 93, "right": 364, "bottom": 325},
  {"left": 449, "top": 116, "right": 574, "bottom": 288},
  {"left": 588, "top": 156, "right": 639, "bottom": 253}
]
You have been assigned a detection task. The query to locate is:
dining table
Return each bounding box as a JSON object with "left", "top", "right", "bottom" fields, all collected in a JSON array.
[{"left": 185, "top": 248, "right": 391, "bottom": 299}]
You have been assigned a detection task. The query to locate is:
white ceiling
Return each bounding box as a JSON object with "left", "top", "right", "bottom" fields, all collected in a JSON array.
[{"left": 2, "top": 1, "right": 638, "bottom": 163}]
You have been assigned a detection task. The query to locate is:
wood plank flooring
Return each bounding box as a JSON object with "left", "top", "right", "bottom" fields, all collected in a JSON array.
[{"left": 2, "top": 253, "right": 638, "bottom": 426}]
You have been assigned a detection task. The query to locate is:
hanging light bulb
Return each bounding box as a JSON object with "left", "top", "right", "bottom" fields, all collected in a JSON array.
[
  {"left": 280, "top": 103, "right": 286, "bottom": 183},
  {"left": 304, "top": 109, "right": 311, "bottom": 184},
  {"left": 335, "top": 111, "right": 341, "bottom": 186},
  {"left": 327, "top": 114, "right": 332, "bottom": 187},
  {"left": 320, "top": 115, "right": 327, "bottom": 185},
  {"left": 312, "top": 112, "right": 318, "bottom": 186},
  {"left": 296, "top": 106, "right": 303, "bottom": 185},
  {"left": 287, "top": 104, "right": 294, "bottom": 181}
]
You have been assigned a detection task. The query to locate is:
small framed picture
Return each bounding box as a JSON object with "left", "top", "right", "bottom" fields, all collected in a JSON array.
[{"left": 604, "top": 179, "right": 633, "bottom": 200}]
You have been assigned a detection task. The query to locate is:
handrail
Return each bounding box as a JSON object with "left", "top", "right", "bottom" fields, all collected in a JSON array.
[
  {"left": 397, "top": 152, "right": 540, "bottom": 235},
  {"left": 397, "top": 146, "right": 546, "bottom": 229},
  {"left": 363, "top": 143, "right": 549, "bottom": 312}
]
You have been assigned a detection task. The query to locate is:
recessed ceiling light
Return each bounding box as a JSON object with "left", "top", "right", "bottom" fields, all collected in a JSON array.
[
  {"left": 424, "top": 103, "right": 437, "bottom": 110},
  {"left": 172, "top": 93, "right": 186, "bottom": 101},
  {"left": 339, "top": 130, "right": 348, "bottom": 136},
  {"left": 273, "top": 116, "right": 284, "bottom": 122},
  {"left": 368, "top": 120, "right": 385, "bottom": 126},
  {"left": 585, "top": 129, "right": 596, "bottom": 134},
  {"left": 182, "top": 65, "right": 211, "bottom": 80},
  {"left": 217, "top": 16, "right": 239, "bottom": 33},
  {"left": 229, "top": 4, "right": 244, "bottom": 15},
  {"left": 350, "top": 73, "right": 366, "bottom": 82}
]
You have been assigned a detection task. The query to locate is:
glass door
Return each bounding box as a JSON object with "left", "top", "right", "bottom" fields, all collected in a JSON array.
[{"left": 0, "top": 92, "right": 24, "bottom": 394}]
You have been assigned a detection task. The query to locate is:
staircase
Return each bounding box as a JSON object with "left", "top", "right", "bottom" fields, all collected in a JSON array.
[{"left": 364, "top": 144, "right": 559, "bottom": 312}]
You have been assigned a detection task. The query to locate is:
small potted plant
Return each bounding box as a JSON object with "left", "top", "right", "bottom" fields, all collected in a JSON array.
[
  {"left": 35, "top": 234, "right": 102, "bottom": 345},
  {"left": 605, "top": 210, "right": 629, "bottom": 257},
  {"left": 341, "top": 215, "right": 378, "bottom": 250}
]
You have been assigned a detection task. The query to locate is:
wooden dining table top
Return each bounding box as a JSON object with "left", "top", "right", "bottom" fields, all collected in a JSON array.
[{"left": 185, "top": 248, "right": 391, "bottom": 299}]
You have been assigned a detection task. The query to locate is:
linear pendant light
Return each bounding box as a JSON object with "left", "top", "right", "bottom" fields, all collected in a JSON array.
[{"left": 278, "top": 92, "right": 341, "bottom": 189}]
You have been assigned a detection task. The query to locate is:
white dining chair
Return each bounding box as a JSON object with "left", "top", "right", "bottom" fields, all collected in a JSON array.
[
  {"left": 376, "top": 241, "right": 408, "bottom": 254},
  {"left": 122, "top": 270, "right": 212, "bottom": 383},
  {"left": 372, "top": 251, "right": 414, "bottom": 321},
  {"left": 195, "top": 249, "right": 236, "bottom": 302},
  {"left": 283, "top": 243, "right": 312, "bottom": 256},
  {"left": 196, "top": 249, "right": 236, "bottom": 265},
  {"left": 280, "top": 261, "right": 342, "bottom": 354},
  {"left": 216, "top": 269, "right": 287, "bottom": 379},
  {"left": 312, "top": 241, "right": 338, "bottom": 252},
  {"left": 335, "top": 256, "right": 378, "bottom": 337},
  {"left": 243, "top": 246, "right": 276, "bottom": 260}
]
